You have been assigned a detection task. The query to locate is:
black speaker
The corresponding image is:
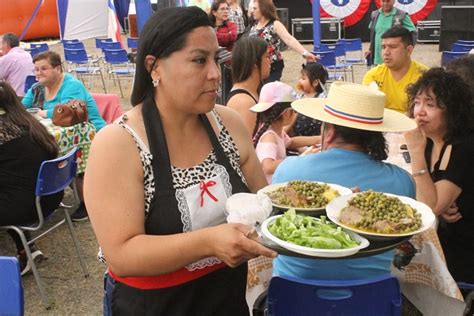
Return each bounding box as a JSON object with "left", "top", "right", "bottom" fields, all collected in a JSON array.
[
  {"left": 439, "top": 6, "right": 474, "bottom": 50},
  {"left": 276, "top": 8, "right": 289, "bottom": 30}
]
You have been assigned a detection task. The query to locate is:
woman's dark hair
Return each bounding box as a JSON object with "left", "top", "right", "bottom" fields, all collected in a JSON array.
[
  {"left": 301, "top": 62, "right": 328, "bottom": 96},
  {"left": 209, "top": 0, "right": 228, "bottom": 26},
  {"left": 256, "top": 0, "right": 279, "bottom": 21},
  {"left": 33, "top": 51, "right": 63, "bottom": 72},
  {"left": 0, "top": 82, "right": 58, "bottom": 156},
  {"left": 130, "top": 7, "right": 212, "bottom": 106},
  {"left": 252, "top": 102, "right": 291, "bottom": 146},
  {"left": 407, "top": 67, "right": 474, "bottom": 143},
  {"left": 232, "top": 36, "right": 268, "bottom": 82},
  {"left": 446, "top": 54, "right": 474, "bottom": 95},
  {"left": 332, "top": 124, "right": 388, "bottom": 161}
]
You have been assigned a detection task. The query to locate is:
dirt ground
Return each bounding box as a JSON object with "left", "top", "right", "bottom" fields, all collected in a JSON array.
[{"left": 0, "top": 36, "right": 441, "bottom": 315}]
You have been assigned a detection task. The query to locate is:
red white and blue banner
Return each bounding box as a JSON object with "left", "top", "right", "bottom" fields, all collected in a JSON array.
[
  {"left": 375, "top": 0, "right": 438, "bottom": 24},
  {"left": 108, "top": 0, "right": 123, "bottom": 45},
  {"left": 316, "top": 0, "right": 371, "bottom": 27}
]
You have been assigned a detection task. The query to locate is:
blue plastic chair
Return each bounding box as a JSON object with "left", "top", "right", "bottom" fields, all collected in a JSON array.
[
  {"left": 127, "top": 37, "right": 139, "bottom": 49},
  {"left": 103, "top": 48, "right": 135, "bottom": 97},
  {"left": 338, "top": 38, "right": 366, "bottom": 63},
  {"left": 456, "top": 40, "right": 474, "bottom": 45},
  {"left": 62, "top": 41, "right": 85, "bottom": 50},
  {"left": 0, "top": 257, "right": 24, "bottom": 316},
  {"left": 441, "top": 51, "right": 467, "bottom": 67},
  {"left": 95, "top": 38, "right": 113, "bottom": 49},
  {"left": 0, "top": 148, "right": 89, "bottom": 308},
  {"left": 24, "top": 48, "right": 40, "bottom": 58},
  {"left": 30, "top": 43, "right": 49, "bottom": 53},
  {"left": 63, "top": 47, "right": 107, "bottom": 93},
  {"left": 24, "top": 75, "right": 38, "bottom": 93},
  {"left": 312, "top": 50, "right": 344, "bottom": 81},
  {"left": 267, "top": 275, "right": 401, "bottom": 316},
  {"left": 100, "top": 41, "right": 122, "bottom": 51},
  {"left": 452, "top": 43, "right": 474, "bottom": 53}
]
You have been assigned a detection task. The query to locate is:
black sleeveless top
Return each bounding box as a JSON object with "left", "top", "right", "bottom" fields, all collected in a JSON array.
[
  {"left": 225, "top": 88, "right": 257, "bottom": 105},
  {"left": 110, "top": 98, "right": 251, "bottom": 315}
]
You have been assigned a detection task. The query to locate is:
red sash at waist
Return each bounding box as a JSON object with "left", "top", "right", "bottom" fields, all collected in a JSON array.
[{"left": 109, "top": 261, "right": 227, "bottom": 290}]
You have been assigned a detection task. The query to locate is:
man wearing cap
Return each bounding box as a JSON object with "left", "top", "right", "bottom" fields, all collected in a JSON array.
[
  {"left": 272, "top": 82, "right": 416, "bottom": 280},
  {"left": 363, "top": 26, "right": 428, "bottom": 114},
  {"left": 0, "top": 33, "right": 34, "bottom": 97}
]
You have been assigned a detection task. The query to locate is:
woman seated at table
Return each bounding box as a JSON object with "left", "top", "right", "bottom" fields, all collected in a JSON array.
[
  {"left": 21, "top": 51, "right": 106, "bottom": 221},
  {"left": 0, "top": 82, "right": 63, "bottom": 275},
  {"left": 84, "top": 7, "right": 276, "bottom": 315},
  {"left": 21, "top": 51, "right": 106, "bottom": 131},
  {"left": 226, "top": 36, "right": 270, "bottom": 135},
  {"left": 405, "top": 68, "right": 474, "bottom": 287}
]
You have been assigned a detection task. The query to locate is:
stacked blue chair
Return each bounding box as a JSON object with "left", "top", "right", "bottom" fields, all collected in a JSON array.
[
  {"left": 95, "top": 38, "right": 113, "bottom": 50},
  {"left": 63, "top": 41, "right": 85, "bottom": 50},
  {"left": 127, "top": 37, "right": 139, "bottom": 50},
  {"left": 103, "top": 48, "right": 135, "bottom": 97},
  {"left": 101, "top": 41, "right": 122, "bottom": 51},
  {"left": 0, "top": 257, "right": 24, "bottom": 316},
  {"left": 452, "top": 42, "right": 474, "bottom": 53},
  {"left": 25, "top": 48, "right": 40, "bottom": 58},
  {"left": 441, "top": 51, "right": 467, "bottom": 67},
  {"left": 30, "top": 43, "right": 49, "bottom": 53},
  {"left": 63, "top": 47, "right": 107, "bottom": 93},
  {"left": 0, "top": 148, "right": 89, "bottom": 308},
  {"left": 312, "top": 50, "right": 345, "bottom": 81},
  {"left": 338, "top": 38, "right": 366, "bottom": 65},
  {"left": 456, "top": 40, "right": 474, "bottom": 45},
  {"left": 267, "top": 275, "right": 401, "bottom": 316}
]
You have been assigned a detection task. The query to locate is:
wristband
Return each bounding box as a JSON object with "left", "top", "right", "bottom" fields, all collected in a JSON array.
[{"left": 412, "top": 169, "right": 428, "bottom": 177}]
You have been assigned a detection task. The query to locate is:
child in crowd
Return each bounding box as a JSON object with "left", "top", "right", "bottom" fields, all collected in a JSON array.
[
  {"left": 251, "top": 82, "right": 321, "bottom": 183},
  {"left": 290, "top": 62, "right": 328, "bottom": 136}
]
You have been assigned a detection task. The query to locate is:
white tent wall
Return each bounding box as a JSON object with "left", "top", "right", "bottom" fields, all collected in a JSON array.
[{"left": 63, "top": 0, "right": 109, "bottom": 40}]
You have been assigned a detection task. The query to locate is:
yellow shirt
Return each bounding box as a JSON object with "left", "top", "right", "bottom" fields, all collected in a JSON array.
[{"left": 362, "top": 61, "right": 428, "bottom": 114}]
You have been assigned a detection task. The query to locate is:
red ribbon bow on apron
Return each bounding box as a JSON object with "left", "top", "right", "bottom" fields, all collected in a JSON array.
[{"left": 200, "top": 180, "right": 218, "bottom": 207}]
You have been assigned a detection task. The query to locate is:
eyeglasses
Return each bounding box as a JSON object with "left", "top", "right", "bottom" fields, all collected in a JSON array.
[
  {"left": 218, "top": 7, "right": 229, "bottom": 11},
  {"left": 33, "top": 66, "right": 56, "bottom": 73}
]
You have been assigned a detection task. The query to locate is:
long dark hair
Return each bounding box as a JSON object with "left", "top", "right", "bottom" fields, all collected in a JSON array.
[
  {"left": 407, "top": 67, "right": 474, "bottom": 143},
  {"left": 252, "top": 102, "right": 291, "bottom": 146},
  {"left": 130, "top": 7, "right": 212, "bottom": 106},
  {"left": 231, "top": 36, "right": 268, "bottom": 83},
  {"left": 256, "top": 0, "right": 279, "bottom": 21},
  {"left": 332, "top": 124, "right": 388, "bottom": 161},
  {"left": 0, "top": 82, "right": 58, "bottom": 156}
]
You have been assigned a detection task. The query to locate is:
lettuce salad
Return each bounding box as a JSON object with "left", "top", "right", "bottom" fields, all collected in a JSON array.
[{"left": 268, "top": 209, "right": 360, "bottom": 249}]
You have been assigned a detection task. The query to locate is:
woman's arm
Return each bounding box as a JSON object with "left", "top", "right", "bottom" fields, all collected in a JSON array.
[
  {"left": 226, "top": 94, "right": 258, "bottom": 136},
  {"left": 405, "top": 127, "right": 462, "bottom": 216},
  {"left": 85, "top": 123, "right": 275, "bottom": 277},
  {"left": 273, "top": 21, "right": 317, "bottom": 63}
]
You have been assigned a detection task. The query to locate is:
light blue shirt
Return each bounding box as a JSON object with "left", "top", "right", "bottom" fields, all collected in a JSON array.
[
  {"left": 22, "top": 73, "right": 106, "bottom": 131},
  {"left": 272, "top": 148, "right": 415, "bottom": 280}
]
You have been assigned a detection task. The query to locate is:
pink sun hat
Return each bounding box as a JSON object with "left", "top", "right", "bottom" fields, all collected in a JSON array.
[{"left": 249, "top": 81, "right": 298, "bottom": 113}]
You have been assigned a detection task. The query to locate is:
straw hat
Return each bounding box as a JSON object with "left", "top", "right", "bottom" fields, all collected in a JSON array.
[
  {"left": 291, "top": 82, "right": 416, "bottom": 132},
  {"left": 250, "top": 81, "right": 297, "bottom": 113}
]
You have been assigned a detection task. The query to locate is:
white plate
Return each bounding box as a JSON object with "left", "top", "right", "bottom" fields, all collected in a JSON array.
[
  {"left": 326, "top": 192, "right": 436, "bottom": 239},
  {"left": 257, "top": 181, "right": 353, "bottom": 212},
  {"left": 261, "top": 215, "right": 370, "bottom": 258}
]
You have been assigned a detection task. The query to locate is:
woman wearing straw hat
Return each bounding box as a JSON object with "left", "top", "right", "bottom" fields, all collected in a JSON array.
[{"left": 272, "top": 82, "right": 417, "bottom": 280}]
